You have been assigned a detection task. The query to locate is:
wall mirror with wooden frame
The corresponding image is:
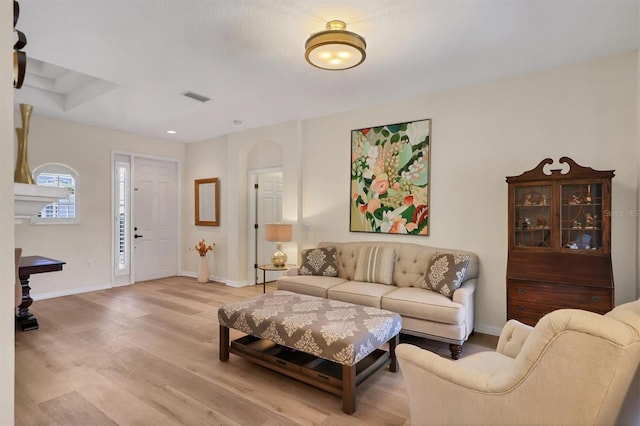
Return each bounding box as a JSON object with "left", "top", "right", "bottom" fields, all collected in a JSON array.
[{"left": 195, "top": 178, "right": 219, "bottom": 226}]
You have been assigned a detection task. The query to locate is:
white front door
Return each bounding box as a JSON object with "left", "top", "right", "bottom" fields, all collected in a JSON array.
[{"left": 134, "top": 157, "right": 178, "bottom": 282}]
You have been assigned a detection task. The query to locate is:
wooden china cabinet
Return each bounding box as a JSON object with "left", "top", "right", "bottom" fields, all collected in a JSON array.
[{"left": 506, "top": 157, "right": 614, "bottom": 326}]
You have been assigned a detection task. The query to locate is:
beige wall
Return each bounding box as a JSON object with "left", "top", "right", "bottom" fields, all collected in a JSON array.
[
  {"left": 182, "top": 51, "right": 637, "bottom": 334},
  {"left": 300, "top": 52, "right": 638, "bottom": 333},
  {"left": 185, "top": 120, "right": 303, "bottom": 285},
  {"left": 14, "top": 116, "right": 185, "bottom": 298},
  {"left": 1, "top": 1, "right": 15, "bottom": 423},
  {"left": 181, "top": 51, "right": 638, "bottom": 333},
  {"left": 637, "top": 47, "right": 640, "bottom": 298},
  {"left": 182, "top": 137, "right": 228, "bottom": 280}
]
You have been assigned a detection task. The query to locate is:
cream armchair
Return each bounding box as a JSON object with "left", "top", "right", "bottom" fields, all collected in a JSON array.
[{"left": 397, "top": 300, "right": 640, "bottom": 425}]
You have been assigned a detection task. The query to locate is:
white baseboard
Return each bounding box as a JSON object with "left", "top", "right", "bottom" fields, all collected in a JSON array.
[
  {"left": 179, "top": 271, "right": 253, "bottom": 288},
  {"left": 31, "top": 283, "right": 113, "bottom": 301},
  {"left": 474, "top": 324, "right": 503, "bottom": 336}
]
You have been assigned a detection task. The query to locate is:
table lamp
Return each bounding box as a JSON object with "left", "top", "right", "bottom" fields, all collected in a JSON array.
[{"left": 264, "top": 223, "right": 292, "bottom": 267}]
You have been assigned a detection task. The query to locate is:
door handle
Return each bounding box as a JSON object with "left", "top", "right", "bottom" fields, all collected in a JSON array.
[{"left": 134, "top": 234, "right": 144, "bottom": 239}]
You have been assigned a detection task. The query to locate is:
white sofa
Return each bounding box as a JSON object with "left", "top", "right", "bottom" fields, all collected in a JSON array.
[
  {"left": 396, "top": 299, "right": 640, "bottom": 425},
  {"left": 276, "top": 241, "right": 479, "bottom": 359}
]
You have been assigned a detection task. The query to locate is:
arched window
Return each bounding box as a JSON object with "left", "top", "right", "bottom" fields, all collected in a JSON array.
[{"left": 31, "top": 163, "right": 79, "bottom": 225}]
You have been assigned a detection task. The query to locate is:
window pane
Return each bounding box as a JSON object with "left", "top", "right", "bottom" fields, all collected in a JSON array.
[
  {"left": 115, "top": 163, "right": 130, "bottom": 274},
  {"left": 36, "top": 172, "right": 76, "bottom": 219}
]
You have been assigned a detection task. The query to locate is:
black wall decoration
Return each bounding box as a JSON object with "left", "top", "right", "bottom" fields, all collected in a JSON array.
[{"left": 13, "top": 1, "right": 27, "bottom": 89}]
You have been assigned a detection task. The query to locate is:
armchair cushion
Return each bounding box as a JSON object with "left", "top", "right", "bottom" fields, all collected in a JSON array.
[{"left": 496, "top": 319, "right": 533, "bottom": 358}]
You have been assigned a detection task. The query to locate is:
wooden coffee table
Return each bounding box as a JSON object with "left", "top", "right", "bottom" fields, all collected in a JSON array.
[{"left": 218, "top": 291, "right": 402, "bottom": 414}]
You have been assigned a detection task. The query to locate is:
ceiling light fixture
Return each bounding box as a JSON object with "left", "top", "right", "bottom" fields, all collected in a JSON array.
[
  {"left": 166, "top": 130, "right": 176, "bottom": 134},
  {"left": 305, "top": 20, "right": 366, "bottom": 71}
]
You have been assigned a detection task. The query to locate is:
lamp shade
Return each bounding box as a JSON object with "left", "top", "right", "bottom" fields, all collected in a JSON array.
[
  {"left": 305, "top": 20, "right": 366, "bottom": 70},
  {"left": 264, "top": 223, "right": 292, "bottom": 242}
]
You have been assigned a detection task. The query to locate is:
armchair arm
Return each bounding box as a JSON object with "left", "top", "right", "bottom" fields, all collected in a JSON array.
[
  {"left": 496, "top": 319, "right": 534, "bottom": 358},
  {"left": 396, "top": 343, "right": 494, "bottom": 392}
]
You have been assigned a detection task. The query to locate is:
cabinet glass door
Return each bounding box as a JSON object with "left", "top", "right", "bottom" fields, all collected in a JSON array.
[
  {"left": 514, "top": 185, "right": 552, "bottom": 248},
  {"left": 561, "top": 183, "right": 602, "bottom": 251}
]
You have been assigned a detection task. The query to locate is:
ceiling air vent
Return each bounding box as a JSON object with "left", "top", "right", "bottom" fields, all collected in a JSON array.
[{"left": 182, "top": 91, "right": 210, "bottom": 103}]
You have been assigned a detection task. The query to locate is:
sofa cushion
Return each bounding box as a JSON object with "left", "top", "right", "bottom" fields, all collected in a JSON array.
[
  {"left": 320, "top": 241, "right": 480, "bottom": 287},
  {"left": 423, "top": 253, "right": 470, "bottom": 298},
  {"left": 277, "top": 275, "right": 347, "bottom": 298},
  {"left": 328, "top": 281, "right": 397, "bottom": 308},
  {"left": 298, "top": 246, "right": 338, "bottom": 276},
  {"left": 381, "top": 287, "right": 464, "bottom": 325},
  {"left": 353, "top": 246, "right": 396, "bottom": 285}
]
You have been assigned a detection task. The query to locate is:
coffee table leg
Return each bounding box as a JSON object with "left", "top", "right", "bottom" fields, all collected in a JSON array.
[
  {"left": 342, "top": 364, "right": 356, "bottom": 414},
  {"left": 219, "top": 325, "right": 229, "bottom": 361},
  {"left": 389, "top": 334, "right": 399, "bottom": 373}
]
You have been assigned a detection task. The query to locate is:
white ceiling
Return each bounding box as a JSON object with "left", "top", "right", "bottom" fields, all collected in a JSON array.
[{"left": 13, "top": 0, "right": 640, "bottom": 143}]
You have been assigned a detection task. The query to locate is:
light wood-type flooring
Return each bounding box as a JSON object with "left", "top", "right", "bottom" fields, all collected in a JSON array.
[{"left": 15, "top": 277, "right": 498, "bottom": 426}]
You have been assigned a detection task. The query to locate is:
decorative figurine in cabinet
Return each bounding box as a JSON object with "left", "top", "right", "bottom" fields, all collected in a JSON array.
[{"left": 506, "top": 157, "right": 614, "bottom": 326}]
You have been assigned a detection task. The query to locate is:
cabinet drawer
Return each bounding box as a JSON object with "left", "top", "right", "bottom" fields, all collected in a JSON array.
[{"left": 507, "top": 281, "right": 613, "bottom": 325}]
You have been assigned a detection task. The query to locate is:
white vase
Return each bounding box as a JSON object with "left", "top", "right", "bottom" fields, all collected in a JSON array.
[{"left": 197, "top": 256, "right": 209, "bottom": 283}]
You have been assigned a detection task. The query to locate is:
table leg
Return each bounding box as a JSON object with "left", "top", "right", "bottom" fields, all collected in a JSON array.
[
  {"left": 389, "top": 334, "right": 399, "bottom": 372},
  {"left": 16, "top": 273, "right": 38, "bottom": 331},
  {"left": 263, "top": 270, "right": 266, "bottom": 293},
  {"left": 219, "top": 325, "right": 229, "bottom": 361},
  {"left": 342, "top": 364, "right": 356, "bottom": 414}
]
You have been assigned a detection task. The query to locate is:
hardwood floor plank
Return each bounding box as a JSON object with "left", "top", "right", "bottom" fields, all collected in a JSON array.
[
  {"left": 15, "top": 276, "right": 497, "bottom": 425},
  {"left": 14, "top": 383, "right": 60, "bottom": 426},
  {"left": 61, "top": 366, "right": 179, "bottom": 426},
  {"left": 15, "top": 349, "right": 76, "bottom": 404},
  {"left": 38, "top": 391, "right": 118, "bottom": 426}
]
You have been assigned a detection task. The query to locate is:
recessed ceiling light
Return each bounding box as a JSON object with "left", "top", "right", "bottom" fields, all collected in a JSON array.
[{"left": 167, "top": 130, "right": 177, "bottom": 134}]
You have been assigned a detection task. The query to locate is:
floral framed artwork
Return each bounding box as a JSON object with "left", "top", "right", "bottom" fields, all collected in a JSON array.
[{"left": 350, "top": 118, "right": 431, "bottom": 235}]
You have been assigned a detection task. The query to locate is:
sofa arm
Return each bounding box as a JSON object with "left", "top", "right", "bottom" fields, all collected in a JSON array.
[
  {"left": 452, "top": 279, "right": 475, "bottom": 305},
  {"left": 285, "top": 267, "right": 299, "bottom": 276},
  {"left": 452, "top": 279, "right": 476, "bottom": 339},
  {"left": 496, "top": 319, "right": 533, "bottom": 358}
]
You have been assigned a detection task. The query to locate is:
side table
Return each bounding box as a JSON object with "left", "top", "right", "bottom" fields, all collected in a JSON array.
[{"left": 257, "top": 264, "right": 295, "bottom": 293}]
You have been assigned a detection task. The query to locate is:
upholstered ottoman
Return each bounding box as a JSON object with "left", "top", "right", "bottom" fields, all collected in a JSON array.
[{"left": 218, "top": 290, "right": 402, "bottom": 414}]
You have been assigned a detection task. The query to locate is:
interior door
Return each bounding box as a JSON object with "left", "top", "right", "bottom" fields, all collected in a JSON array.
[
  {"left": 248, "top": 170, "right": 283, "bottom": 283},
  {"left": 258, "top": 172, "right": 284, "bottom": 269},
  {"left": 134, "top": 157, "right": 178, "bottom": 282}
]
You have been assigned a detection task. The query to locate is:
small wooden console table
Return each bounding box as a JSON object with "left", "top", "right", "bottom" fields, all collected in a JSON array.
[{"left": 17, "top": 255, "right": 65, "bottom": 331}]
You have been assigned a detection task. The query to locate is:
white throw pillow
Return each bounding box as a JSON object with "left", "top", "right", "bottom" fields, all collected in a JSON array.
[{"left": 354, "top": 246, "right": 396, "bottom": 285}]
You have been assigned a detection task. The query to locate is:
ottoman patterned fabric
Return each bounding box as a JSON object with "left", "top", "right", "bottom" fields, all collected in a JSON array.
[{"left": 218, "top": 290, "right": 402, "bottom": 366}]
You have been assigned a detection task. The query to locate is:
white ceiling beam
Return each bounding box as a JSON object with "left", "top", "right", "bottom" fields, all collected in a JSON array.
[{"left": 65, "top": 80, "right": 118, "bottom": 111}]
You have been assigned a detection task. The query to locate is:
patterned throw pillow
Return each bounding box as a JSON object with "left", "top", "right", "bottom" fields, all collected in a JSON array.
[
  {"left": 354, "top": 246, "right": 396, "bottom": 285},
  {"left": 423, "top": 253, "right": 470, "bottom": 298},
  {"left": 298, "top": 247, "right": 338, "bottom": 276}
]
